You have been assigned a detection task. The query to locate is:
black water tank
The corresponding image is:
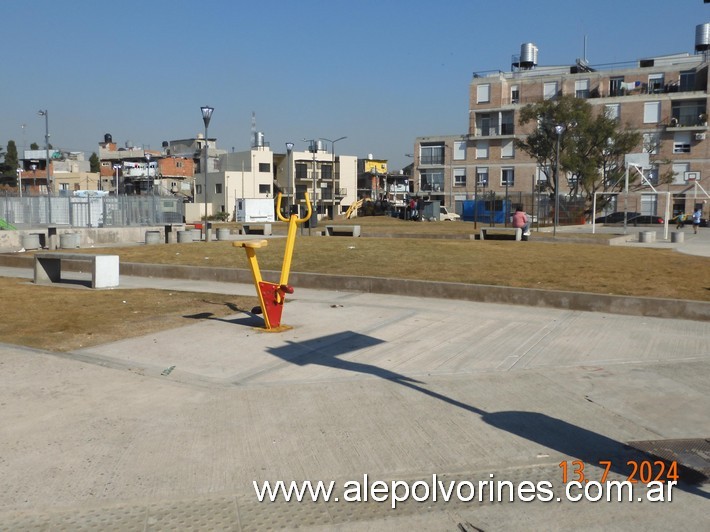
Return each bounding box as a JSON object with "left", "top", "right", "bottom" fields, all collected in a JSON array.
[{"left": 104, "top": 133, "right": 113, "bottom": 143}]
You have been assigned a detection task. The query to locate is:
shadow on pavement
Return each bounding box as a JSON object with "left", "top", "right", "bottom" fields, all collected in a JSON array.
[{"left": 268, "top": 330, "right": 709, "bottom": 498}]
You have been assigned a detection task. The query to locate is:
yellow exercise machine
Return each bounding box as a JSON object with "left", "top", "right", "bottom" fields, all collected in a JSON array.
[{"left": 233, "top": 193, "right": 312, "bottom": 331}]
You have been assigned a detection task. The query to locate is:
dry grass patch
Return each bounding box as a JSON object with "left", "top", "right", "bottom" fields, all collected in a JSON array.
[
  {"left": 64, "top": 237, "right": 710, "bottom": 302},
  {"left": 0, "top": 277, "right": 257, "bottom": 352}
]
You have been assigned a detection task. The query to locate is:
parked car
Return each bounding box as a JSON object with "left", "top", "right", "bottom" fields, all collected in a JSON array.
[
  {"left": 439, "top": 206, "right": 461, "bottom": 221},
  {"left": 594, "top": 211, "right": 641, "bottom": 224},
  {"left": 627, "top": 214, "right": 664, "bottom": 225}
]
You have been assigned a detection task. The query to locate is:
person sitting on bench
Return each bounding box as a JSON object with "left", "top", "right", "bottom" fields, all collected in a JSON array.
[{"left": 512, "top": 207, "right": 530, "bottom": 236}]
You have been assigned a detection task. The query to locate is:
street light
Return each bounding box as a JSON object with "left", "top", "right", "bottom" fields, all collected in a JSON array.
[
  {"left": 320, "top": 136, "right": 347, "bottom": 220},
  {"left": 145, "top": 153, "right": 152, "bottom": 194},
  {"left": 31, "top": 164, "right": 37, "bottom": 189},
  {"left": 113, "top": 164, "right": 121, "bottom": 194},
  {"left": 303, "top": 139, "right": 318, "bottom": 235},
  {"left": 200, "top": 105, "right": 214, "bottom": 241},
  {"left": 286, "top": 142, "right": 294, "bottom": 214},
  {"left": 37, "top": 110, "right": 51, "bottom": 194},
  {"left": 16, "top": 168, "right": 22, "bottom": 198},
  {"left": 553, "top": 123, "right": 566, "bottom": 238}
]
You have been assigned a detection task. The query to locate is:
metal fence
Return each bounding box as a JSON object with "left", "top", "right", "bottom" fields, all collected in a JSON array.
[
  {"left": 455, "top": 191, "right": 588, "bottom": 226},
  {"left": 0, "top": 194, "right": 185, "bottom": 228}
]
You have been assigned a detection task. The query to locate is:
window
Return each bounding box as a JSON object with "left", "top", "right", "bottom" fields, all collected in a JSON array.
[
  {"left": 479, "top": 114, "right": 492, "bottom": 136},
  {"left": 476, "top": 167, "right": 489, "bottom": 187},
  {"left": 672, "top": 163, "right": 689, "bottom": 185},
  {"left": 648, "top": 73, "right": 664, "bottom": 93},
  {"left": 101, "top": 161, "right": 110, "bottom": 167},
  {"left": 671, "top": 100, "right": 706, "bottom": 126},
  {"left": 215, "top": 183, "right": 222, "bottom": 194},
  {"left": 420, "top": 144, "right": 444, "bottom": 165},
  {"left": 643, "top": 101, "right": 661, "bottom": 124},
  {"left": 643, "top": 133, "right": 660, "bottom": 155},
  {"left": 605, "top": 104, "right": 620, "bottom": 120},
  {"left": 543, "top": 81, "right": 558, "bottom": 100},
  {"left": 510, "top": 85, "right": 519, "bottom": 104},
  {"left": 501, "top": 139, "right": 514, "bottom": 158},
  {"left": 645, "top": 167, "right": 659, "bottom": 186},
  {"left": 679, "top": 70, "right": 696, "bottom": 92},
  {"left": 475, "top": 140, "right": 489, "bottom": 159},
  {"left": 420, "top": 169, "right": 444, "bottom": 192},
  {"left": 575, "top": 79, "right": 589, "bottom": 98},
  {"left": 501, "top": 167, "right": 515, "bottom": 186},
  {"left": 321, "top": 164, "right": 333, "bottom": 180},
  {"left": 477, "top": 84, "right": 490, "bottom": 103},
  {"left": 195, "top": 184, "right": 202, "bottom": 194},
  {"left": 453, "top": 141, "right": 466, "bottom": 160},
  {"left": 609, "top": 77, "right": 624, "bottom": 97},
  {"left": 453, "top": 168, "right": 466, "bottom": 187},
  {"left": 673, "top": 132, "right": 691, "bottom": 154},
  {"left": 500, "top": 112, "right": 514, "bottom": 134},
  {"left": 259, "top": 184, "right": 271, "bottom": 194},
  {"left": 259, "top": 162, "right": 270, "bottom": 173},
  {"left": 295, "top": 163, "right": 307, "bottom": 179}
]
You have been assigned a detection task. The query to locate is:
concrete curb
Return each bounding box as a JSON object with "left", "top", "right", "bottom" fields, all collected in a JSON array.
[{"left": 2, "top": 254, "right": 709, "bottom": 321}]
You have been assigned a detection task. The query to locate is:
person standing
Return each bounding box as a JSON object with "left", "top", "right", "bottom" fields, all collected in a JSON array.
[{"left": 692, "top": 207, "right": 702, "bottom": 234}]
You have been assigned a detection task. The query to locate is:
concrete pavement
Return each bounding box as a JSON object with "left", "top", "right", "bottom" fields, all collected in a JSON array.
[{"left": 0, "top": 228, "right": 709, "bottom": 530}]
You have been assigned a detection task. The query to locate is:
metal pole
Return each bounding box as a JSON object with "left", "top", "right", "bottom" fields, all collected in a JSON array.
[
  {"left": 200, "top": 106, "right": 214, "bottom": 242},
  {"left": 554, "top": 129, "right": 561, "bottom": 238}
]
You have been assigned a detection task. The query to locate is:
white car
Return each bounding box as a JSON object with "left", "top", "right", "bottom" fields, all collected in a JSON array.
[{"left": 440, "top": 206, "right": 461, "bottom": 221}]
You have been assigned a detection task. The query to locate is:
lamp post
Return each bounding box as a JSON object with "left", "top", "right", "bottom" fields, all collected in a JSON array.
[
  {"left": 303, "top": 139, "right": 318, "bottom": 235},
  {"left": 16, "top": 168, "right": 22, "bottom": 198},
  {"left": 553, "top": 123, "right": 566, "bottom": 238},
  {"left": 320, "top": 136, "right": 346, "bottom": 220},
  {"left": 286, "top": 142, "right": 294, "bottom": 214},
  {"left": 38, "top": 110, "right": 51, "bottom": 195},
  {"left": 145, "top": 153, "right": 152, "bottom": 194},
  {"left": 200, "top": 105, "right": 214, "bottom": 241},
  {"left": 31, "top": 164, "right": 37, "bottom": 189},
  {"left": 113, "top": 164, "right": 121, "bottom": 194}
]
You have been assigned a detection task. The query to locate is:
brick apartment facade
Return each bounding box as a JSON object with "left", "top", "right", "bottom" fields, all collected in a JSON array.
[{"left": 414, "top": 26, "right": 710, "bottom": 220}]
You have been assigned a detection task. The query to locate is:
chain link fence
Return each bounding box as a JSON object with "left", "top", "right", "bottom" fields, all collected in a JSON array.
[
  {"left": 0, "top": 194, "right": 185, "bottom": 228},
  {"left": 455, "top": 191, "right": 588, "bottom": 227}
]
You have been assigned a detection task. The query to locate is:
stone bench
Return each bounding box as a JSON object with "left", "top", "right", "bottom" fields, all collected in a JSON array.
[
  {"left": 34, "top": 252, "right": 120, "bottom": 289},
  {"left": 240, "top": 223, "right": 273, "bottom": 236},
  {"left": 479, "top": 227, "right": 523, "bottom": 241},
  {"left": 325, "top": 225, "right": 361, "bottom": 237}
]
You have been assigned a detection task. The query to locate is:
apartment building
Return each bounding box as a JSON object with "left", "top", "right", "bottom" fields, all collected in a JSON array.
[{"left": 414, "top": 23, "right": 710, "bottom": 218}]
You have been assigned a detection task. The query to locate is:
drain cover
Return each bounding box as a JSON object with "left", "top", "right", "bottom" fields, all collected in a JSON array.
[{"left": 627, "top": 438, "right": 710, "bottom": 484}]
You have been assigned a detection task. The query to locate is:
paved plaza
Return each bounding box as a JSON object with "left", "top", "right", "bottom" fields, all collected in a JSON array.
[{"left": 0, "top": 228, "right": 708, "bottom": 530}]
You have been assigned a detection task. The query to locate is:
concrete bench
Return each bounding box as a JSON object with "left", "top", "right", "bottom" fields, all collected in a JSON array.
[
  {"left": 240, "top": 223, "right": 273, "bottom": 236},
  {"left": 34, "top": 252, "right": 120, "bottom": 289},
  {"left": 479, "top": 227, "right": 523, "bottom": 241},
  {"left": 325, "top": 225, "right": 361, "bottom": 237}
]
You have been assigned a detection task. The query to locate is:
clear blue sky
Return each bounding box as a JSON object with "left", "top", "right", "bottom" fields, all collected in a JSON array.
[{"left": 3, "top": 0, "right": 709, "bottom": 170}]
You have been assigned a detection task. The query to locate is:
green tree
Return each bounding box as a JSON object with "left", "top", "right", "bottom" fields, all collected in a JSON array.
[
  {"left": 516, "top": 95, "right": 642, "bottom": 213},
  {"left": 30, "top": 142, "right": 39, "bottom": 150},
  {"left": 89, "top": 152, "right": 100, "bottom": 173},
  {"left": 5, "top": 140, "right": 19, "bottom": 171}
]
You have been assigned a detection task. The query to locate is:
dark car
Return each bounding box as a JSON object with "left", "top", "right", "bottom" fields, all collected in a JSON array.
[
  {"left": 627, "top": 214, "right": 664, "bottom": 225},
  {"left": 594, "top": 211, "right": 641, "bottom": 224}
]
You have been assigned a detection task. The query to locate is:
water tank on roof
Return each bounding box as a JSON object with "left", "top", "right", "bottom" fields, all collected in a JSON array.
[
  {"left": 253, "top": 131, "right": 265, "bottom": 147},
  {"left": 695, "top": 23, "right": 710, "bottom": 52},
  {"left": 519, "top": 43, "right": 538, "bottom": 69},
  {"left": 104, "top": 133, "right": 113, "bottom": 144}
]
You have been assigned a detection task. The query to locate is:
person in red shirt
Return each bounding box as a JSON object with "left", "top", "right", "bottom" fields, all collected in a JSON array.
[{"left": 512, "top": 207, "right": 530, "bottom": 236}]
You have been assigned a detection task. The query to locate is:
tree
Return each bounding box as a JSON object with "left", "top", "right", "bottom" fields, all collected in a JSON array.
[
  {"left": 516, "top": 95, "right": 642, "bottom": 214},
  {"left": 89, "top": 152, "right": 100, "bottom": 173},
  {"left": 5, "top": 140, "right": 18, "bottom": 172},
  {"left": 30, "top": 142, "right": 39, "bottom": 150}
]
